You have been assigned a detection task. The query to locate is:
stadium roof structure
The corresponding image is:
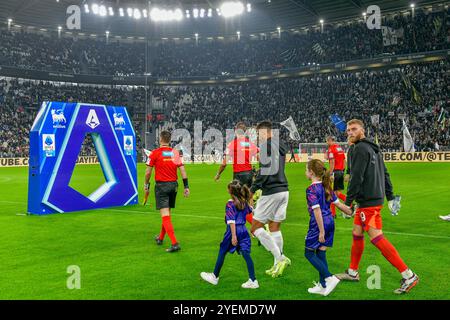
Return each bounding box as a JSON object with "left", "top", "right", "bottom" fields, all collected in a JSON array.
[{"left": 0, "top": 0, "right": 447, "bottom": 38}]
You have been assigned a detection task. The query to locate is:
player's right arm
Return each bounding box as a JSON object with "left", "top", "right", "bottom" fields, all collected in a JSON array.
[
  {"left": 143, "top": 150, "right": 157, "bottom": 205},
  {"left": 143, "top": 166, "right": 153, "bottom": 205},
  {"left": 216, "top": 142, "right": 233, "bottom": 181},
  {"left": 215, "top": 155, "right": 229, "bottom": 181}
]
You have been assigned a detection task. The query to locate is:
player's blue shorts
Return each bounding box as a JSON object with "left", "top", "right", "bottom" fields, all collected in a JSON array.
[
  {"left": 305, "top": 214, "right": 335, "bottom": 249},
  {"left": 219, "top": 224, "right": 251, "bottom": 254}
]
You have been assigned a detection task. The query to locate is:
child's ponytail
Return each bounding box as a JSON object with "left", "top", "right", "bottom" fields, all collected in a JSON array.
[
  {"left": 228, "top": 180, "right": 251, "bottom": 210},
  {"left": 322, "top": 168, "right": 333, "bottom": 202}
]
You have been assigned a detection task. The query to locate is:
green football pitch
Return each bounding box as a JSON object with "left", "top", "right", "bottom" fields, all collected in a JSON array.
[{"left": 1, "top": 162, "right": 449, "bottom": 300}]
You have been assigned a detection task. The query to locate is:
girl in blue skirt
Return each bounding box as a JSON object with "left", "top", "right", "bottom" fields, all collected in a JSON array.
[
  {"left": 304, "top": 159, "right": 352, "bottom": 296},
  {"left": 200, "top": 180, "right": 258, "bottom": 289}
]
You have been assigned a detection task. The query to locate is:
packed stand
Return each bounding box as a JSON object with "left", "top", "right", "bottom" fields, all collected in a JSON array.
[{"left": 0, "top": 7, "right": 448, "bottom": 77}]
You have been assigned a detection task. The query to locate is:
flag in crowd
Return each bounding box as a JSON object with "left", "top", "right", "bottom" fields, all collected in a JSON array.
[
  {"left": 402, "top": 119, "right": 416, "bottom": 152},
  {"left": 329, "top": 114, "right": 346, "bottom": 133},
  {"left": 280, "top": 116, "right": 301, "bottom": 140}
]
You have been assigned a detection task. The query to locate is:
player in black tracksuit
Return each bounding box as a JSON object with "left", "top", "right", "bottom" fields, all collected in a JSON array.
[
  {"left": 337, "top": 119, "right": 418, "bottom": 294},
  {"left": 344, "top": 139, "right": 394, "bottom": 208}
]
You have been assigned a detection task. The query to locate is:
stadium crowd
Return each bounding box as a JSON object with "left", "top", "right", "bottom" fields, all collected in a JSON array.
[
  {"left": 157, "top": 60, "right": 449, "bottom": 152},
  {"left": 0, "top": 7, "right": 448, "bottom": 77},
  {"left": 2, "top": 59, "right": 447, "bottom": 158}
]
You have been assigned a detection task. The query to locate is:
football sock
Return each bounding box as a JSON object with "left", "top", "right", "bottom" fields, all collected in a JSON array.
[
  {"left": 304, "top": 248, "right": 332, "bottom": 288},
  {"left": 271, "top": 231, "right": 284, "bottom": 253},
  {"left": 245, "top": 213, "right": 253, "bottom": 224},
  {"left": 350, "top": 234, "right": 365, "bottom": 271},
  {"left": 254, "top": 227, "right": 282, "bottom": 262},
  {"left": 271, "top": 231, "right": 284, "bottom": 265},
  {"left": 213, "top": 248, "right": 227, "bottom": 278},
  {"left": 242, "top": 251, "right": 256, "bottom": 281},
  {"left": 316, "top": 249, "right": 329, "bottom": 286},
  {"left": 371, "top": 234, "right": 408, "bottom": 273},
  {"left": 159, "top": 224, "right": 166, "bottom": 241},
  {"left": 162, "top": 215, "right": 178, "bottom": 245}
]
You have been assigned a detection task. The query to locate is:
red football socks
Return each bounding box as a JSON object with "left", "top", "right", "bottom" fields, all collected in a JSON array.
[
  {"left": 159, "top": 224, "right": 166, "bottom": 241},
  {"left": 350, "top": 234, "right": 365, "bottom": 270},
  {"left": 371, "top": 234, "right": 408, "bottom": 273},
  {"left": 162, "top": 215, "right": 178, "bottom": 245}
]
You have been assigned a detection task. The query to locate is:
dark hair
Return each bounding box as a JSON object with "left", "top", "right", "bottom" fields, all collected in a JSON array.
[
  {"left": 308, "top": 159, "right": 333, "bottom": 201},
  {"left": 228, "top": 180, "right": 251, "bottom": 210},
  {"left": 235, "top": 122, "right": 247, "bottom": 132},
  {"left": 160, "top": 130, "right": 171, "bottom": 144},
  {"left": 256, "top": 121, "right": 272, "bottom": 130}
]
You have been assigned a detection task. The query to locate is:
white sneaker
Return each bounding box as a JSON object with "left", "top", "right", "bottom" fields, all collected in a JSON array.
[
  {"left": 200, "top": 272, "right": 219, "bottom": 285},
  {"left": 307, "top": 282, "right": 325, "bottom": 295},
  {"left": 241, "top": 279, "right": 259, "bottom": 289},
  {"left": 439, "top": 214, "right": 450, "bottom": 221},
  {"left": 321, "top": 275, "right": 340, "bottom": 296}
]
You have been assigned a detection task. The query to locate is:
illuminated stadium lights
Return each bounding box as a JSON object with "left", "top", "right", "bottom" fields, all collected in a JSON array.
[
  {"left": 319, "top": 19, "right": 324, "bottom": 24},
  {"left": 127, "top": 8, "right": 133, "bottom": 17},
  {"left": 150, "top": 8, "right": 183, "bottom": 22},
  {"left": 143, "top": 9, "right": 148, "bottom": 18},
  {"left": 119, "top": 8, "right": 124, "bottom": 17},
  {"left": 220, "top": 1, "right": 245, "bottom": 18},
  {"left": 57, "top": 25, "right": 62, "bottom": 31},
  {"left": 108, "top": 7, "right": 115, "bottom": 16},
  {"left": 200, "top": 8, "right": 205, "bottom": 18},
  {"left": 410, "top": 3, "right": 415, "bottom": 8},
  {"left": 247, "top": 3, "right": 252, "bottom": 12},
  {"left": 84, "top": 4, "right": 90, "bottom": 13},
  {"left": 133, "top": 8, "right": 141, "bottom": 19},
  {"left": 193, "top": 8, "right": 199, "bottom": 18},
  {"left": 92, "top": 4, "right": 99, "bottom": 15},
  {"left": 99, "top": 5, "right": 107, "bottom": 17},
  {"left": 186, "top": 10, "right": 190, "bottom": 18},
  {"left": 208, "top": 8, "right": 212, "bottom": 17}
]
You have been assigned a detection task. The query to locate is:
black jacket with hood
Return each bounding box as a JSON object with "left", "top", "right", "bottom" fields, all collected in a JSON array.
[
  {"left": 344, "top": 138, "right": 394, "bottom": 208},
  {"left": 250, "top": 137, "right": 289, "bottom": 196}
]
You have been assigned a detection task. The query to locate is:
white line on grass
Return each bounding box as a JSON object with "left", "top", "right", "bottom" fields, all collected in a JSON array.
[
  {"left": 104, "top": 208, "right": 450, "bottom": 240},
  {"left": 2, "top": 200, "right": 449, "bottom": 240}
]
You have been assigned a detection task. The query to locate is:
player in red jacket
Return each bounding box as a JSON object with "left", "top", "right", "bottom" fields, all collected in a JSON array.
[
  {"left": 215, "top": 122, "right": 259, "bottom": 224},
  {"left": 326, "top": 136, "right": 347, "bottom": 218}
]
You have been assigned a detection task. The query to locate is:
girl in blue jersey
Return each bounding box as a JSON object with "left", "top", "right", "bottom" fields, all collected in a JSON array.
[
  {"left": 304, "top": 159, "right": 352, "bottom": 296},
  {"left": 200, "top": 180, "right": 259, "bottom": 289}
]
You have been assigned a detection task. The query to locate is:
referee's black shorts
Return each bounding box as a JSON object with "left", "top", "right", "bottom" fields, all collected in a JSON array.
[
  {"left": 233, "top": 170, "right": 253, "bottom": 188},
  {"left": 155, "top": 181, "right": 178, "bottom": 210},
  {"left": 333, "top": 170, "right": 345, "bottom": 191}
]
